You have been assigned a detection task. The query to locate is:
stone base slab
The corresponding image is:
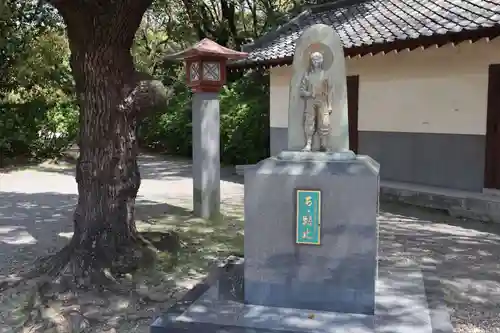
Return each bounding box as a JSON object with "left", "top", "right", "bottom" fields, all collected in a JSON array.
[{"left": 150, "top": 257, "right": 452, "bottom": 333}]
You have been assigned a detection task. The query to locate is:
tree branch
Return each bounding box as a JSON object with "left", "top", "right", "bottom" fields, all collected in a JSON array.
[
  {"left": 119, "top": 72, "right": 173, "bottom": 119},
  {"left": 205, "top": 0, "right": 221, "bottom": 25},
  {"left": 180, "top": 0, "right": 215, "bottom": 40}
]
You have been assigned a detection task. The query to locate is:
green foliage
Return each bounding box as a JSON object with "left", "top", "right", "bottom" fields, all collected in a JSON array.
[
  {"left": 0, "top": 1, "right": 77, "bottom": 166},
  {"left": 138, "top": 71, "right": 270, "bottom": 165},
  {"left": 0, "top": 99, "right": 78, "bottom": 163},
  {"left": 138, "top": 77, "right": 193, "bottom": 156},
  {"left": 1, "top": 0, "right": 290, "bottom": 167},
  {"left": 219, "top": 72, "right": 270, "bottom": 165}
]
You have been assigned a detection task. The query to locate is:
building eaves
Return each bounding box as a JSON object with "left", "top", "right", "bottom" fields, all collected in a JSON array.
[{"left": 231, "top": 0, "right": 500, "bottom": 68}]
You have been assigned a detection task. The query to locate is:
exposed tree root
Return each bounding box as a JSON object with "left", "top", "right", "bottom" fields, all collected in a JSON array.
[
  {"left": 1, "top": 230, "right": 181, "bottom": 293},
  {"left": 0, "top": 231, "right": 182, "bottom": 332}
]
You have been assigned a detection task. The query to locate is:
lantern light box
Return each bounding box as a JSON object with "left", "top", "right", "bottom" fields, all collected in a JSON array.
[{"left": 165, "top": 38, "right": 248, "bottom": 93}]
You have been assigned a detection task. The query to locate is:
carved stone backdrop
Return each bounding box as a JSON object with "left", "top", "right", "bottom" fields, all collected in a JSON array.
[{"left": 287, "top": 24, "right": 349, "bottom": 152}]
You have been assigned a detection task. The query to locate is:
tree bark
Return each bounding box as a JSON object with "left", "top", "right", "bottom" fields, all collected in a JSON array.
[{"left": 46, "top": 0, "right": 172, "bottom": 280}]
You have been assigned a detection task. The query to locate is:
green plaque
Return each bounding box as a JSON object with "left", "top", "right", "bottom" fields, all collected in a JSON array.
[{"left": 296, "top": 189, "right": 321, "bottom": 245}]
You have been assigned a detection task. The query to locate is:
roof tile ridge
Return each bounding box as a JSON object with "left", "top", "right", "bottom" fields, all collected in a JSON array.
[
  {"left": 308, "top": 0, "right": 371, "bottom": 13},
  {"left": 347, "top": 2, "right": 381, "bottom": 45},
  {"left": 415, "top": 0, "right": 471, "bottom": 30},
  {"left": 384, "top": 0, "right": 432, "bottom": 35},
  {"left": 438, "top": 0, "right": 483, "bottom": 28},
  {"left": 336, "top": 3, "right": 359, "bottom": 45},
  {"left": 441, "top": 0, "right": 498, "bottom": 23},
  {"left": 362, "top": 0, "right": 398, "bottom": 41},
  {"left": 396, "top": 0, "right": 447, "bottom": 34},
  {"left": 374, "top": 0, "right": 413, "bottom": 35}
]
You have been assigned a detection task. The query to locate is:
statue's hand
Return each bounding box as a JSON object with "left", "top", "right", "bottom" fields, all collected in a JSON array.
[
  {"left": 300, "top": 90, "right": 313, "bottom": 98},
  {"left": 328, "top": 108, "right": 332, "bottom": 114}
]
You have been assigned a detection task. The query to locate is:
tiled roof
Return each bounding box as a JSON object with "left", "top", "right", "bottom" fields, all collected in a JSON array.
[{"left": 237, "top": 0, "right": 500, "bottom": 66}]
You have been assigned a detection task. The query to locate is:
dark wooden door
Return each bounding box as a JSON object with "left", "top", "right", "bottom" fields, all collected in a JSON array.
[
  {"left": 484, "top": 64, "right": 500, "bottom": 189},
  {"left": 347, "top": 75, "right": 359, "bottom": 153}
]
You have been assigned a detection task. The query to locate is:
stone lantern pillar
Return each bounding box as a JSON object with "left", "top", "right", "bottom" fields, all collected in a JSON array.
[{"left": 165, "top": 39, "right": 248, "bottom": 219}]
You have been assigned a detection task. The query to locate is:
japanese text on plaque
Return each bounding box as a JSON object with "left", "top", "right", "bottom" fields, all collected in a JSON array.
[{"left": 296, "top": 190, "right": 321, "bottom": 245}]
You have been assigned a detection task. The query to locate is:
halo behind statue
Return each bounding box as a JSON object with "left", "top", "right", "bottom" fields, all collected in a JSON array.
[
  {"left": 302, "top": 43, "right": 334, "bottom": 71},
  {"left": 287, "top": 23, "right": 349, "bottom": 152}
]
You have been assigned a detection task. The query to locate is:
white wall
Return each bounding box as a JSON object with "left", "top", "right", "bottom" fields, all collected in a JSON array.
[
  {"left": 270, "top": 68, "right": 291, "bottom": 129},
  {"left": 270, "top": 37, "right": 500, "bottom": 136}
]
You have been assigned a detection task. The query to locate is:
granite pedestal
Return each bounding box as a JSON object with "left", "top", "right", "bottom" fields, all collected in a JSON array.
[
  {"left": 150, "top": 152, "right": 451, "bottom": 332},
  {"left": 244, "top": 152, "right": 379, "bottom": 315}
]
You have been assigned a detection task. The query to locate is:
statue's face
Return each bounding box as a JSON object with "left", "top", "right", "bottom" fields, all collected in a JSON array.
[{"left": 310, "top": 52, "right": 323, "bottom": 70}]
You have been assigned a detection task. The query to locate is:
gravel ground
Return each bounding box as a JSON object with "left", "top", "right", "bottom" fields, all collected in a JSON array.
[{"left": 1, "top": 155, "right": 499, "bottom": 332}]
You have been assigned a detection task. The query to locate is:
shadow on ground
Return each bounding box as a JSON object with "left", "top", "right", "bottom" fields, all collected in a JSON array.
[
  {"left": 379, "top": 202, "right": 500, "bottom": 330},
  {"left": 0, "top": 191, "right": 234, "bottom": 276},
  {"left": 20, "top": 155, "right": 244, "bottom": 184},
  {"left": 0, "top": 187, "right": 245, "bottom": 333}
]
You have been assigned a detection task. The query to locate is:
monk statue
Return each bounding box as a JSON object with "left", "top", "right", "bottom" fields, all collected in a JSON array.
[
  {"left": 299, "top": 51, "right": 332, "bottom": 152},
  {"left": 286, "top": 24, "right": 352, "bottom": 157}
]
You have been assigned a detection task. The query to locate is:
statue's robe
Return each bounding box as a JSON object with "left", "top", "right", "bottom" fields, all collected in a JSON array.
[{"left": 299, "top": 70, "right": 332, "bottom": 148}]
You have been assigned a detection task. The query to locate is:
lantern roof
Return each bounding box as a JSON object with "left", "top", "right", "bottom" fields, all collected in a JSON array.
[{"left": 164, "top": 38, "right": 248, "bottom": 61}]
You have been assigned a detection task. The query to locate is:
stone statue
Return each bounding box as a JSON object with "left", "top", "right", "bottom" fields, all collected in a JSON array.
[
  {"left": 286, "top": 24, "right": 351, "bottom": 155},
  {"left": 299, "top": 51, "right": 332, "bottom": 152}
]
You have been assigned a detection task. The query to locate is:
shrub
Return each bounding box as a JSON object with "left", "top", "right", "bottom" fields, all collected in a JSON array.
[
  {"left": 138, "top": 82, "right": 193, "bottom": 156},
  {"left": 138, "top": 71, "right": 270, "bottom": 165},
  {"left": 0, "top": 99, "right": 78, "bottom": 165},
  {"left": 219, "top": 72, "right": 270, "bottom": 165}
]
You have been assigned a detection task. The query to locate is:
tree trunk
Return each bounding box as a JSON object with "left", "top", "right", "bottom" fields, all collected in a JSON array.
[
  {"left": 46, "top": 0, "right": 171, "bottom": 280},
  {"left": 70, "top": 45, "right": 144, "bottom": 277}
]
